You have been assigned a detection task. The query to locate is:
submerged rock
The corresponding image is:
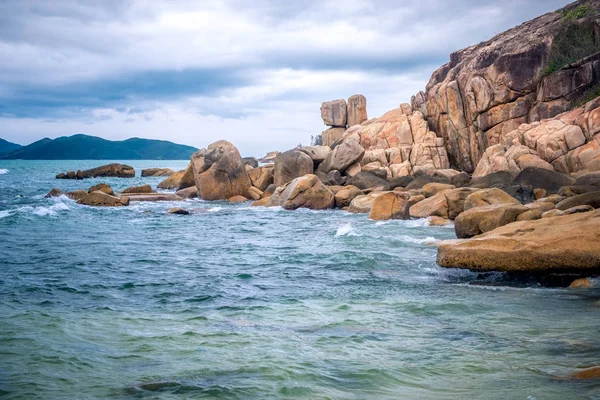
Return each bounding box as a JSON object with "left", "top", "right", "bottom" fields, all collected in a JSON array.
[
  {"left": 168, "top": 207, "right": 190, "bottom": 215},
  {"left": 127, "top": 194, "right": 183, "bottom": 202},
  {"left": 437, "top": 209, "right": 600, "bottom": 273}
]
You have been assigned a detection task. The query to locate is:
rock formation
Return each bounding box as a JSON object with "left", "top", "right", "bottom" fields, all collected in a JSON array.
[
  {"left": 415, "top": 0, "right": 600, "bottom": 173},
  {"left": 190, "top": 140, "right": 252, "bottom": 201},
  {"left": 141, "top": 168, "right": 175, "bottom": 177},
  {"left": 437, "top": 209, "right": 600, "bottom": 272},
  {"left": 56, "top": 163, "right": 135, "bottom": 179}
]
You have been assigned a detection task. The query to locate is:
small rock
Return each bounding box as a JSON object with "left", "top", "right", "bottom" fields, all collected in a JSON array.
[
  {"left": 121, "top": 184, "right": 154, "bottom": 194},
  {"left": 251, "top": 197, "right": 271, "bottom": 207},
  {"left": 168, "top": 208, "right": 190, "bottom": 215},
  {"left": 565, "top": 366, "right": 600, "bottom": 380},
  {"left": 228, "top": 195, "right": 249, "bottom": 202},
  {"left": 563, "top": 205, "right": 594, "bottom": 215},
  {"left": 429, "top": 216, "right": 451, "bottom": 226},
  {"left": 568, "top": 278, "right": 592, "bottom": 289},
  {"left": 45, "top": 188, "right": 65, "bottom": 198},
  {"left": 542, "top": 209, "right": 564, "bottom": 218},
  {"left": 88, "top": 183, "right": 114, "bottom": 196}
]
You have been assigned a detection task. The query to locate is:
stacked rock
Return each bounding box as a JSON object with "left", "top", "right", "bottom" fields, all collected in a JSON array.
[{"left": 320, "top": 95, "right": 368, "bottom": 147}]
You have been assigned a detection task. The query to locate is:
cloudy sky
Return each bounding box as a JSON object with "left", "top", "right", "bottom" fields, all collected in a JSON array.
[{"left": 0, "top": 0, "right": 570, "bottom": 157}]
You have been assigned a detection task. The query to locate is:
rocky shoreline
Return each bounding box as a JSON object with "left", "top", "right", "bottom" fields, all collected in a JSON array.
[{"left": 47, "top": 1, "right": 600, "bottom": 292}]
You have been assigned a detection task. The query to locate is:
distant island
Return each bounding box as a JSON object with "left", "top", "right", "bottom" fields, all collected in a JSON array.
[
  {"left": 0, "top": 138, "right": 22, "bottom": 156},
  {"left": 0, "top": 134, "right": 198, "bottom": 160}
]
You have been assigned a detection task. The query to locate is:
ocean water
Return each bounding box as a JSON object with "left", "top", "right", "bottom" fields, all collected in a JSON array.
[{"left": 0, "top": 160, "right": 599, "bottom": 400}]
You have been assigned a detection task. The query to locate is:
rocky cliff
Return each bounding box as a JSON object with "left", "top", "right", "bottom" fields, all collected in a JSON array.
[{"left": 415, "top": 0, "right": 600, "bottom": 173}]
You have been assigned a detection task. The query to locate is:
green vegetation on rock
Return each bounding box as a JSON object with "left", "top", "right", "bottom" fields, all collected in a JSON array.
[{"left": 542, "top": 18, "right": 600, "bottom": 77}]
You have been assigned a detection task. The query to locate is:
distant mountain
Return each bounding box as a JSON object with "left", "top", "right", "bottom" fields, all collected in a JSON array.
[
  {"left": 0, "top": 134, "right": 198, "bottom": 160},
  {"left": 0, "top": 138, "right": 22, "bottom": 155}
]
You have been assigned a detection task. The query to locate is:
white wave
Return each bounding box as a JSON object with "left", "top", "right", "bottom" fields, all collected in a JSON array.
[
  {"left": 18, "top": 202, "right": 70, "bottom": 217},
  {"left": 0, "top": 210, "right": 11, "bottom": 218},
  {"left": 399, "top": 235, "right": 439, "bottom": 245},
  {"left": 335, "top": 223, "right": 362, "bottom": 237},
  {"left": 375, "top": 221, "right": 389, "bottom": 226},
  {"left": 0, "top": 169, "right": 8, "bottom": 174},
  {"left": 208, "top": 207, "right": 223, "bottom": 212},
  {"left": 403, "top": 218, "right": 430, "bottom": 228}
]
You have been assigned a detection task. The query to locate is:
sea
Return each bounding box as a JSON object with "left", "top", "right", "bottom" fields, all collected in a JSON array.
[{"left": 0, "top": 160, "right": 599, "bottom": 399}]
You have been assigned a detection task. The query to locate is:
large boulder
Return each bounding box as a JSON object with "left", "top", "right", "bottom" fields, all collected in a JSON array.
[
  {"left": 556, "top": 191, "right": 600, "bottom": 211},
  {"left": 317, "top": 139, "right": 365, "bottom": 174},
  {"left": 322, "top": 127, "right": 346, "bottom": 147},
  {"left": 444, "top": 187, "right": 480, "bottom": 219},
  {"left": 175, "top": 186, "right": 198, "bottom": 199},
  {"left": 437, "top": 209, "right": 600, "bottom": 272},
  {"left": 348, "top": 192, "right": 386, "bottom": 213},
  {"left": 454, "top": 204, "right": 528, "bottom": 238},
  {"left": 178, "top": 162, "right": 197, "bottom": 190},
  {"left": 463, "top": 188, "right": 521, "bottom": 210},
  {"left": 300, "top": 146, "right": 331, "bottom": 164},
  {"left": 409, "top": 191, "right": 450, "bottom": 219},
  {"left": 77, "top": 191, "right": 130, "bottom": 207},
  {"left": 321, "top": 99, "right": 347, "bottom": 126},
  {"left": 267, "top": 174, "right": 334, "bottom": 210},
  {"left": 347, "top": 171, "right": 389, "bottom": 190},
  {"left": 273, "top": 150, "right": 314, "bottom": 187},
  {"left": 242, "top": 157, "right": 259, "bottom": 168},
  {"left": 157, "top": 170, "right": 185, "bottom": 190},
  {"left": 190, "top": 140, "right": 252, "bottom": 201},
  {"left": 334, "top": 185, "right": 364, "bottom": 208},
  {"left": 141, "top": 168, "right": 175, "bottom": 177},
  {"left": 512, "top": 167, "right": 575, "bottom": 194},
  {"left": 121, "top": 184, "right": 155, "bottom": 194},
  {"left": 468, "top": 171, "right": 515, "bottom": 189},
  {"left": 347, "top": 94, "right": 368, "bottom": 127},
  {"left": 88, "top": 183, "right": 114, "bottom": 196},
  {"left": 63, "top": 163, "right": 135, "bottom": 179},
  {"left": 369, "top": 192, "right": 410, "bottom": 220},
  {"left": 248, "top": 166, "right": 274, "bottom": 191}
]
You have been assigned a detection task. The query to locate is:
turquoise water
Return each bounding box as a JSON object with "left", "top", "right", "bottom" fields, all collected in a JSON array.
[{"left": 0, "top": 160, "right": 599, "bottom": 399}]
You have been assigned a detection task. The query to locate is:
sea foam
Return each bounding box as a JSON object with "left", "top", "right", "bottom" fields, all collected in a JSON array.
[
  {"left": 0, "top": 169, "right": 8, "bottom": 175},
  {"left": 335, "top": 223, "right": 361, "bottom": 237}
]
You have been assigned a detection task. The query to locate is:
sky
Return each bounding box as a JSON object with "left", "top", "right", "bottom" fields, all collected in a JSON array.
[{"left": 0, "top": 0, "right": 571, "bottom": 157}]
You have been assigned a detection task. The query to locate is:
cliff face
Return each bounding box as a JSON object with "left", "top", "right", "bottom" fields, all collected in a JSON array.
[{"left": 415, "top": 0, "right": 600, "bottom": 172}]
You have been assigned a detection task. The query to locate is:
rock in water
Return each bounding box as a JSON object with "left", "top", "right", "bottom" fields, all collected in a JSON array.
[
  {"left": 168, "top": 208, "right": 190, "bottom": 215},
  {"left": 77, "top": 191, "right": 130, "bottom": 207},
  {"left": 190, "top": 140, "right": 251, "bottom": 201},
  {"left": 267, "top": 174, "right": 334, "bottom": 210},
  {"left": 347, "top": 94, "right": 367, "bottom": 127},
  {"left": 57, "top": 163, "right": 135, "bottom": 179},
  {"left": 437, "top": 209, "right": 600, "bottom": 272},
  {"left": 175, "top": 186, "right": 198, "bottom": 199},
  {"left": 177, "top": 162, "right": 196, "bottom": 190},
  {"left": 454, "top": 204, "right": 528, "bottom": 238},
  {"left": 141, "top": 168, "right": 175, "bottom": 177},
  {"left": 369, "top": 192, "right": 410, "bottom": 220},
  {"left": 157, "top": 170, "right": 185, "bottom": 190},
  {"left": 87, "top": 183, "right": 114, "bottom": 196},
  {"left": 273, "top": 150, "right": 314, "bottom": 187},
  {"left": 121, "top": 184, "right": 154, "bottom": 194}
]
